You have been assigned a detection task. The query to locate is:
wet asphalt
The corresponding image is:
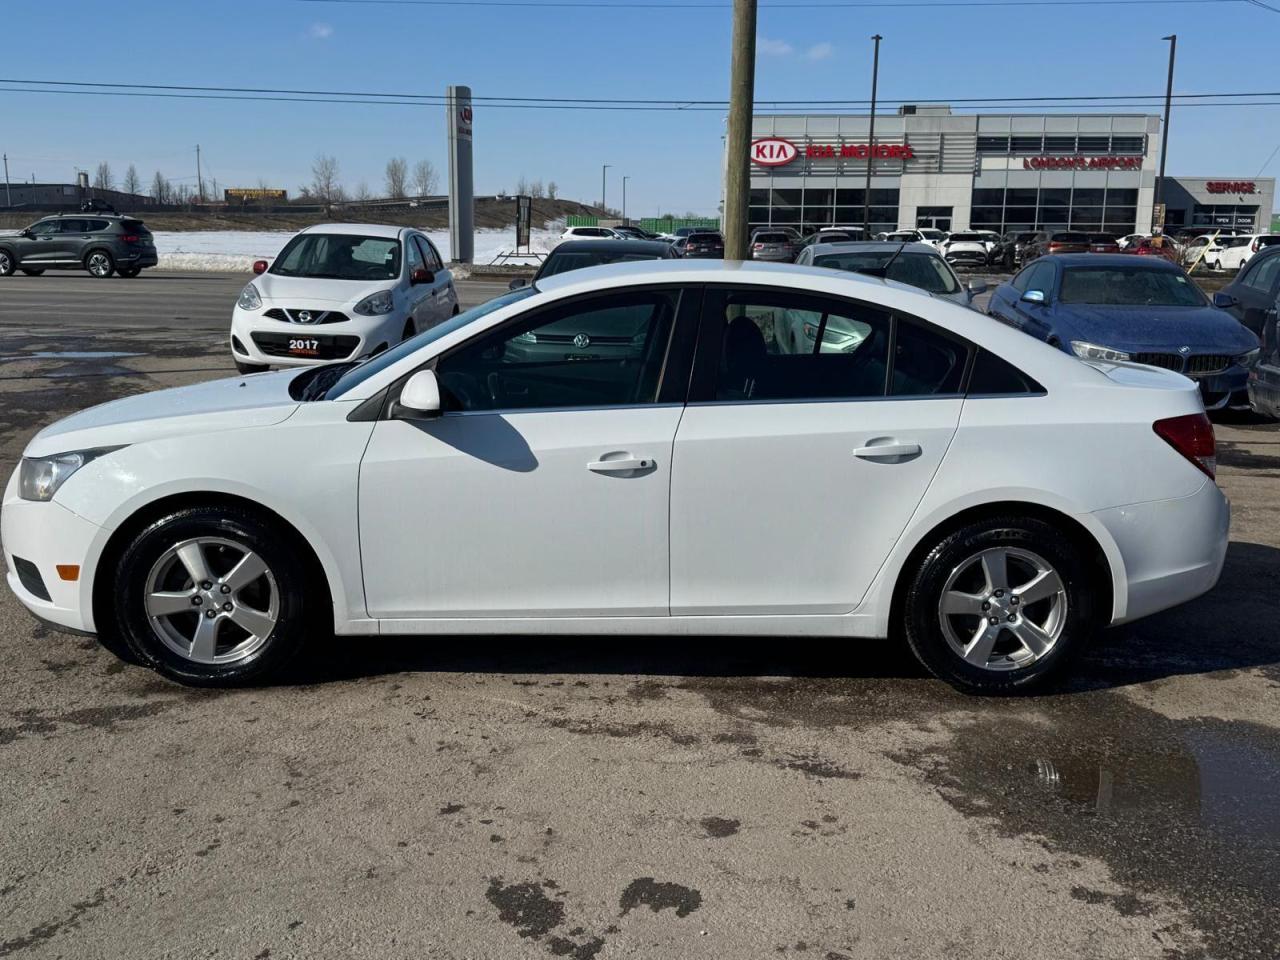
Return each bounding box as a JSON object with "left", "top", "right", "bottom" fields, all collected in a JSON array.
[{"left": 0, "top": 274, "right": 1278, "bottom": 959}]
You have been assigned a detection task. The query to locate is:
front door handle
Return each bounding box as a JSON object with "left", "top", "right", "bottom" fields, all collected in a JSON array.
[
  {"left": 853, "top": 441, "right": 922, "bottom": 461},
  {"left": 588, "top": 456, "right": 655, "bottom": 474}
]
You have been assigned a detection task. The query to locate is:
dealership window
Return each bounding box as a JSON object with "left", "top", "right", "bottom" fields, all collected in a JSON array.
[
  {"left": 971, "top": 207, "right": 1003, "bottom": 227},
  {"left": 977, "top": 135, "right": 1010, "bottom": 154},
  {"left": 870, "top": 189, "right": 899, "bottom": 206},
  {"left": 1006, "top": 187, "right": 1038, "bottom": 207},
  {"left": 836, "top": 188, "right": 865, "bottom": 207},
  {"left": 1106, "top": 188, "right": 1138, "bottom": 206},
  {"left": 1073, "top": 188, "right": 1105, "bottom": 206},
  {"left": 1044, "top": 136, "right": 1076, "bottom": 153},
  {"left": 1110, "top": 136, "right": 1145, "bottom": 154},
  {"left": 1077, "top": 136, "right": 1110, "bottom": 154},
  {"left": 771, "top": 188, "right": 802, "bottom": 224},
  {"left": 1192, "top": 204, "right": 1259, "bottom": 229},
  {"left": 1011, "top": 135, "right": 1044, "bottom": 153},
  {"left": 973, "top": 188, "right": 1005, "bottom": 206},
  {"left": 1071, "top": 209, "right": 1103, "bottom": 231}
]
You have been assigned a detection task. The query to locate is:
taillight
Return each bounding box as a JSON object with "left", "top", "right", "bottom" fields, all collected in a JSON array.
[
  {"left": 121, "top": 234, "right": 139, "bottom": 244},
  {"left": 753, "top": 243, "right": 764, "bottom": 250},
  {"left": 1048, "top": 242, "right": 1062, "bottom": 252},
  {"left": 1252, "top": 239, "right": 1260, "bottom": 252},
  {"left": 1153, "top": 413, "right": 1216, "bottom": 479}
]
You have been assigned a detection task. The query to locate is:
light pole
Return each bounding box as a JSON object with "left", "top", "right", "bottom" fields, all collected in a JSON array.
[
  {"left": 601, "top": 164, "right": 611, "bottom": 213},
  {"left": 622, "top": 176, "right": 630, "bottom": 221},
  {"left": 1154, "top": 34, "right": 1177, "bottom": 232},
  {"left": 862, "top": 34, "right": 883, "bottom": 238}
]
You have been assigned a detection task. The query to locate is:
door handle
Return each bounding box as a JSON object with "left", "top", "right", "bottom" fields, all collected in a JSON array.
[
  {"left": 588, "top": 456, "right": 655, "bottom": 474},
  {"left": 853, "top": 441, "right": 922, "bottom": 461}
]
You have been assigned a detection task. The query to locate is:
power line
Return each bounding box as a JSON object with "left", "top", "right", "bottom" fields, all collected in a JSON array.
[{"left": 291, "top": 0, "right": 1268, "bottom": 8}]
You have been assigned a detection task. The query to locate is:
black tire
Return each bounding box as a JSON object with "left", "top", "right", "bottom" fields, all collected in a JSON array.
[
  {"left": 0, "top": 249, "right": 14, "bottom": 277},
  {"left": 20, "top": 268, "right": 45, "bottom": 277},
  {"left": 117, "top": 266, "right": 141, "bottom": 278},
  {"left": 235, "top": 361, "right": 269, "bottom": 374},
  {"left": 85, "top": 249, "right": 115, "bottom": 278},
  {"left": 901, "top": 515, "right": 1097, "bottom": 694},
  {"left": 107, "top": 505, "right": 318, "bottom": 686}
]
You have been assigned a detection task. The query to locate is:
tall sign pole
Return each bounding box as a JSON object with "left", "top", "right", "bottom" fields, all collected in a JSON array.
[
  {"left": 1154, "top": 35, "right": 1176, "bottom": 230},
  {"left": 862, "top": 35, "right": 882, "bottom": 237},
  {"left": 447, "top": 84, "right": 475, "bottom": 264},
  {"left": 2, "top": 153, "right": 10, "bottom": 208},
  {"left": 723, "top": 0, "right": 757, "bottom": 260}
]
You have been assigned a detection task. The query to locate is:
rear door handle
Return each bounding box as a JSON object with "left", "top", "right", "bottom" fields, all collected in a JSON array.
[
  {"left": 853, "top": 441, "right": 922, "bottom": 461},
  {"left": 588, "top": 457, "right": 655, "bottom": 474}
]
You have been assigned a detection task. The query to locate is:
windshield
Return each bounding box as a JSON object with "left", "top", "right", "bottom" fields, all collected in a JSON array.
[
  {"left": 1059, "top": 266, "right": 1206, "bottom": 306},
  {"left": 538, "top": 250, "right": 664, "bottom": 278},
  {"left": 324, "top": 287, "right": 537, "bottom": 400},
  {"left": 814, "top": 251, "right": 962, "bottom": 295},
  {"left": 885, "top": 232, "right": 917, "bottom": 242},
  {"left": 1051, "top": 233, "right": 1090, "bottom": 244},
  {"left": 270, "top": 233, "right": 401, "bottom": 281},
  {"left": 919, "top": 229, "right": 946, "bottom": 239}
]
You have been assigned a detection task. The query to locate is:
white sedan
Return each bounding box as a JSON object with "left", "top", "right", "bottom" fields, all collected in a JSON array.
[
  {"left": 4, "top": 261, "right": 1228, "bottom": 693},
  {"left": 230, "top": 223, "right": 458, "bottom": 374}
]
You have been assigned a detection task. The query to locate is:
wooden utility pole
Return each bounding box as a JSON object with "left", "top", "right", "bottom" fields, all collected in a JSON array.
[{"left": 723, "top": 0, "right": 757, "bottom": 260}]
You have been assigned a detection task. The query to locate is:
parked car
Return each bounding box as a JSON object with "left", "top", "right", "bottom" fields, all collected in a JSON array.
[
  {"left": 750, "top": 230, "right": 799, "bottom": 262},
  {"left": 940, "top": 232, "right": 992, "bottom": 268},
  {"left": 1087, "top": 234, "right": 1121, "bottom": 255},
  {"left": 681, "top": 231, "right": 724, "bottom": 259},
  {"left": 1127, "top": 236, "right": 1180, "bottom": 261},
  {"left": 971, "top": 230, "right": 1002, "bottom": 256},
  {"left": 5, "top": 259, "right": 1229, "bottom": 695},
  {"left": 1117, "top": 233, "right": 1149, "bottom": 250},
  {"left": 559, "top": 226, "right": 624, "bottom": 242},
  {"left": 796, "top": 240, "right": 986, "bottom": 308},
  {"left": 1211, "top": 244, "right": 1280, "bottom": 337},
  {"left": 674, "top": 226, "right": 714, "bottom": 239},
  {"left": 1201, "top": 234, "right": 1280, "bottom": 272},
  {"left": 796, "top": 229, "right": 860, "bottom": 257},
  {"left": 986, "top": 253, "right": 1258, "bottom": 410},
  {"left": 670, "top": 237, "right": 688, "bottom": 256},
  {"left": 1022, "top": 231, "right": 1091, "bottom": 261},
  {"left": 611, "top": 225, "right": 660, "bottom": 241},
  {"left": 508, "top": 239, "right": 677, "bottom": 290},
  {"left": 883, "top": 228, "right": 946, "bottom": 249},
  {"left": 1247, "top": 293, "right": 1280, "bottom": 419},
  {"left": 0, "top": 213, "right": 158, "bottom": 278},
  {"left": 989, "top": 231, "right": 1039, "bottom": 270},
  {"left": 229, "top": 224, "right": 457, "bottom": 375}
]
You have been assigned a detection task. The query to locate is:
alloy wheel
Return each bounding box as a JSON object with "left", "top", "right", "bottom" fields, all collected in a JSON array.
[
  {"left": 143, "top": 537, "right": 279, "bottom": 665},
  {"left": 937, "top": 546, "right": 1067, "bottom": 671},
  {"left": 88, "top": 253, "right": 112, "bottom": 277},
  {"left": 0, "top": 252, "right": 11, "bottom": 274}
]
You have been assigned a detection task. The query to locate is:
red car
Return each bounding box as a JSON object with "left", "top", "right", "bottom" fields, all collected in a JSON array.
[{"left": 1127, "top": 237, "right": 1179, "bottom": 261}]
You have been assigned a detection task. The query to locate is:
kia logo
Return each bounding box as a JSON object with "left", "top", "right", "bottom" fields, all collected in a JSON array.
[{"left": 750, "top": 137, "right": 798, "bottom": 167}]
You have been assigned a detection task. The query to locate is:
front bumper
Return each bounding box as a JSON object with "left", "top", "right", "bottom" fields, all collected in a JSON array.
[
  {"left": 1095, "top": 478, "right": 1230, "bottom": 625},
  {"left": 231, "top": 306, "right": 402, "bottom": 368},
  {"left": 2, "top": 472, "right": 103, "bottom": 633},
  {"left": 1194, "top": 365, "right": 1250, "bottom": 410}
]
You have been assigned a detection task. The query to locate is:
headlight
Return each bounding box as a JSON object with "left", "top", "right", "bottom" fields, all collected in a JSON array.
[
  {"left": 1071, "top": 341, "right": 1131, "bottom": 362},
  {"left": 237, "top": 284, "right": 262, "bottom": 311},
  {"left": 353, "top": 290, "right": 395, "bottom": 316},
  {"left": 19, "top": 447, "right": 124, "bottom": 502},
  {"left": 1237, "top": 348, "right": 1261, "bottom": 367}
]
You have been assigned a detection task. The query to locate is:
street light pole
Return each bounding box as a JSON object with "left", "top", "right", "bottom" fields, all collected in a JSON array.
[
  {"left": 1154, "top": 34, "right": 1176, "bottom": 231},
  {"left": 601, "top": 164, "right": 611, "bottom": 213},
  {"left": 622, "top": 176, "right": 630, "bottom": 222},
  {"left": 862, "top": 34, "right": 883, "bottom": 238}
]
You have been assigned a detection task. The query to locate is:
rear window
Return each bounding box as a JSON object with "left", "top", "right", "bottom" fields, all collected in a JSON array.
[
  {"left": 1088, "top": 234, "right": 1118, "bottom": 243},
  {"left": 754, "top": 233, "right": 789, "bottom": 243},
  {"left": 1257, "top": 235, "right": 1280, "bottom": 248},
  {"left": 121, "top": 218, "right": 150, "bottom": 235},
  {"left": 1052, "top": 232, "right": 1091, "bottom": 243},
  {"left": 947, "top": 233, "right": 986, "bottom": 242}
]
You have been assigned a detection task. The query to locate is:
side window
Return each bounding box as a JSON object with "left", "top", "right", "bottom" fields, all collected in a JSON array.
[
  {"left": 891, "top": 318, "right": 968, "bottom": 396},
  {"left": 1011, "top": 265, "right": 1036, "bottom": 292},
  {"left": 416, "top": 236, "right": 443, "bottom": 271},
  {"left": 1241, "top": 254, "right": 1280, "bottom": 293},
  {"left": 968, "top": 349, "right": 1045, "bottom": 396},
  {"left": 406, "top": 236, "right": 424, "bottom": 273},
  {"left": 29, "top": 220, "right": 60, "bottom": 236},
  {"left": 435, "top": 290, "right": 678, "bottom": 412},
  {"left": 87, "top": 219, "right": 111, "bottom": 232},
  {"left": 710, "top": 290, "right": 891, "bottom": 402},
  {"left": 1022, "top": 262, "right": 1053, "bottom": 296}
]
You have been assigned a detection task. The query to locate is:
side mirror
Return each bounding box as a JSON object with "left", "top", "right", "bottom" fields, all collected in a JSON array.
[
  {"left": 1021, "top": 289, "right": 1046, "bottom": 305},
  {"left": 20, "top": 228, "right": 33, "bottom": 238},
  {"left": 252, "top": 259, "right": 268, "bottom": 275},
  {"left": 967, "top": 279, "right": 989, "bottom": 296},
  {"left": 394, "top": 369, "right": 442, "bottom": 419},
  {"left": 508, "top": 277, "right": 528, "bottom": 291},
  {"left": 1212, "top": 291, "right": 1237, "bottom": 309},
  {"left": 411, "top": 267, "right": 434, "bottom": 286}
]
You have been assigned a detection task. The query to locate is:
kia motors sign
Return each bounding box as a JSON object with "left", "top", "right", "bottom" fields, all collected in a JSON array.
[
  {"left": 751, "top": 138, "right": 798, "bottom": 166},
  {"left": 1206, "top": 181, "right": 1256, "bottom": 195},
  {"left": 806, "top": 143, "right": 913, "bottom": 160}
]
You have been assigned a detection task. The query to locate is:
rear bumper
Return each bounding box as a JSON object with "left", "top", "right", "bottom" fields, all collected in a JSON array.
[
  {"left": 1095, "top": 479, "right": 1230, "bottom": 625},
  {"left": 118, "top": 248, "right": 159, "bottom": 267}
]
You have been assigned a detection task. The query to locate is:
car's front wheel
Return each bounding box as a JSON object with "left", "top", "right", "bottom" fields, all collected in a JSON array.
[
  {"left": 85, "top": 250, "right": 115, "bottom": 278},
  {"left": 107, "top": 505, "right": 316, "bottom": 686},
  {"left": 0, "top": 250, "right": 14, "bottom": 276},
  {"left": 901, "top": 515, "right": 1096, "bottom": 694}
]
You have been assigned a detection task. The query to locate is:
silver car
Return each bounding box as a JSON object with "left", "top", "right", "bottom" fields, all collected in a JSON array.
[
  {"left": 750, "top": 229, "right": 798, "bottom": 262},
  {"left": 795, "top": 240, "right": 986, "bottom": 308}
]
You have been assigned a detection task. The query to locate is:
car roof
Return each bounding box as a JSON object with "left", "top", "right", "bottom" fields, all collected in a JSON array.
[
  {"left": 550, "top": 239, "right": 673, "bottom": 254},
  {"left": 1048, "top": 253, "right": 1177, "bottom": 269},
  {"left": 302, "top": 222, "right": 405, "bottom": 238},
  {"left": 809, "top": 241, "right": 940, "bottom": 256}
]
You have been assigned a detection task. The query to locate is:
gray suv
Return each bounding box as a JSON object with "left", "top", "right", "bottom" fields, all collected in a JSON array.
[{"left": 0, "top": 214, "right": 158, "bottom": 278}]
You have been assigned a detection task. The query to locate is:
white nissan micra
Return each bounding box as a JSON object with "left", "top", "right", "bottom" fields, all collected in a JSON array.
[
  {"left": 4, "top": 261, "right": 1228, "bottom": 693},
  {"left": 230, "top": 223, "right": 458, "bottom": 374}
]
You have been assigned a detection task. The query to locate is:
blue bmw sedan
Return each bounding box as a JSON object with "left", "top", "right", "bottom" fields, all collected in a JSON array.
[{"left": 987, "top": 254, "right": 1259, "bottom": 410}]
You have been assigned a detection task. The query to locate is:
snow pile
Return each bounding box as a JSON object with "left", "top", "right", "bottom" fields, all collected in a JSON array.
[{"left": 153, "top": 228, "right": 562, "bottom": 272}]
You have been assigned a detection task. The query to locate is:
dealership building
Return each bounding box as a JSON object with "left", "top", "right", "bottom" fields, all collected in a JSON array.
[{"left": 742, "top": 104, "right": 1275, "bottom": 238}]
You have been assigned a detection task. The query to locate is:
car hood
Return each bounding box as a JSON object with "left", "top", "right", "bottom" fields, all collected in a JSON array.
[
  {"left": 1051, "top": 304, "right": 1258, "bottom": 353},
  {"left": 254, "top": 273, "right": 394, "bottom": 305},
  {"left": 25, "top": 370, "right": 301, "bottom": 458}
]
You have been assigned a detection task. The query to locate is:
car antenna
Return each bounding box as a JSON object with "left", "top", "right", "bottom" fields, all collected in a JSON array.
[{"left": 859, "top": 242, "right": 907, "bottom": 280}]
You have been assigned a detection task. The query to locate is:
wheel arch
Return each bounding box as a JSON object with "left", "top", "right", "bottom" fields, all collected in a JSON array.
[
  {"left": 884, "top": 498, "right": 1119, "bottom": 640},
  {"left": 91, "top": 490, "right": 336, "bottom": 637}
]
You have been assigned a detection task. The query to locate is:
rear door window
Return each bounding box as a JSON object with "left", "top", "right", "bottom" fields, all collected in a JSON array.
[{"left": 1241, "top": 253, "right": 1280, "bottom": 294}]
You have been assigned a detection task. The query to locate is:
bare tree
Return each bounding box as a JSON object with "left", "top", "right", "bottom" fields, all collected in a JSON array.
[
  {"left": 122, "top": 164, "right": 141, "bottom": 195},
  {"left": 412, "top": 159, "right": 438, "bottom": 197},
  {"left": 150, "top": 170, "right": 171, "bottom": 203},
  {"left": 515, "top": 176, "right": 529, "bottom": 196},
  {"left": 93, "top": 162, "right": 115, "bottom": 191},
  {"left": 530, "top": 179, "right": 545, "bottom": 199},
  {"left": 354, "top": 181, "right": 374, "bottom": 203},
  {"left": 309, "top": 154, "right": 342, "bottom": 211},
  {"left": 547, "top": 181, "right": 558, "bottom": 200},
  {"left": 385, "top": 157, "right": 408, "bottom": 198}
]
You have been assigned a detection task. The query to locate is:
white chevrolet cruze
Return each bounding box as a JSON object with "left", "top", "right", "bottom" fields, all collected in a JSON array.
[
  {"left": 4, "top": 261, "right": 1229, "bottom": 693},
  {"left": 230, "top": 223, "right": 458, "bottom": 373}
]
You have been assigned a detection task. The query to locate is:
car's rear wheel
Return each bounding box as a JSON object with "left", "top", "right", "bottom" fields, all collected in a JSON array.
[
  {"left": 20, "top": 268, "right": 44, "bottom": 276},
  {"left": 901, "top": 515, "right": 1096, "bottom": 694},
  {"left": 85, "top": 250, "right": 115, "bottom": 278},
  {"left": 0, "top": 250, "right": 14, "bottom": 276},
  {"left": 108, "top": 505, "right": 316, "bottom": 686}
]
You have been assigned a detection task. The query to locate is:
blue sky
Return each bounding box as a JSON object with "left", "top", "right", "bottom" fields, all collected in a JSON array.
[{"left": 1, "top": 0, "right": 1277, "bottom": 216}]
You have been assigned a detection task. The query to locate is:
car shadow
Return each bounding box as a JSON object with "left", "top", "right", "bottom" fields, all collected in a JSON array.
[{"left": 286, "top": 541, "right": 1280, "bottom": 693}]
